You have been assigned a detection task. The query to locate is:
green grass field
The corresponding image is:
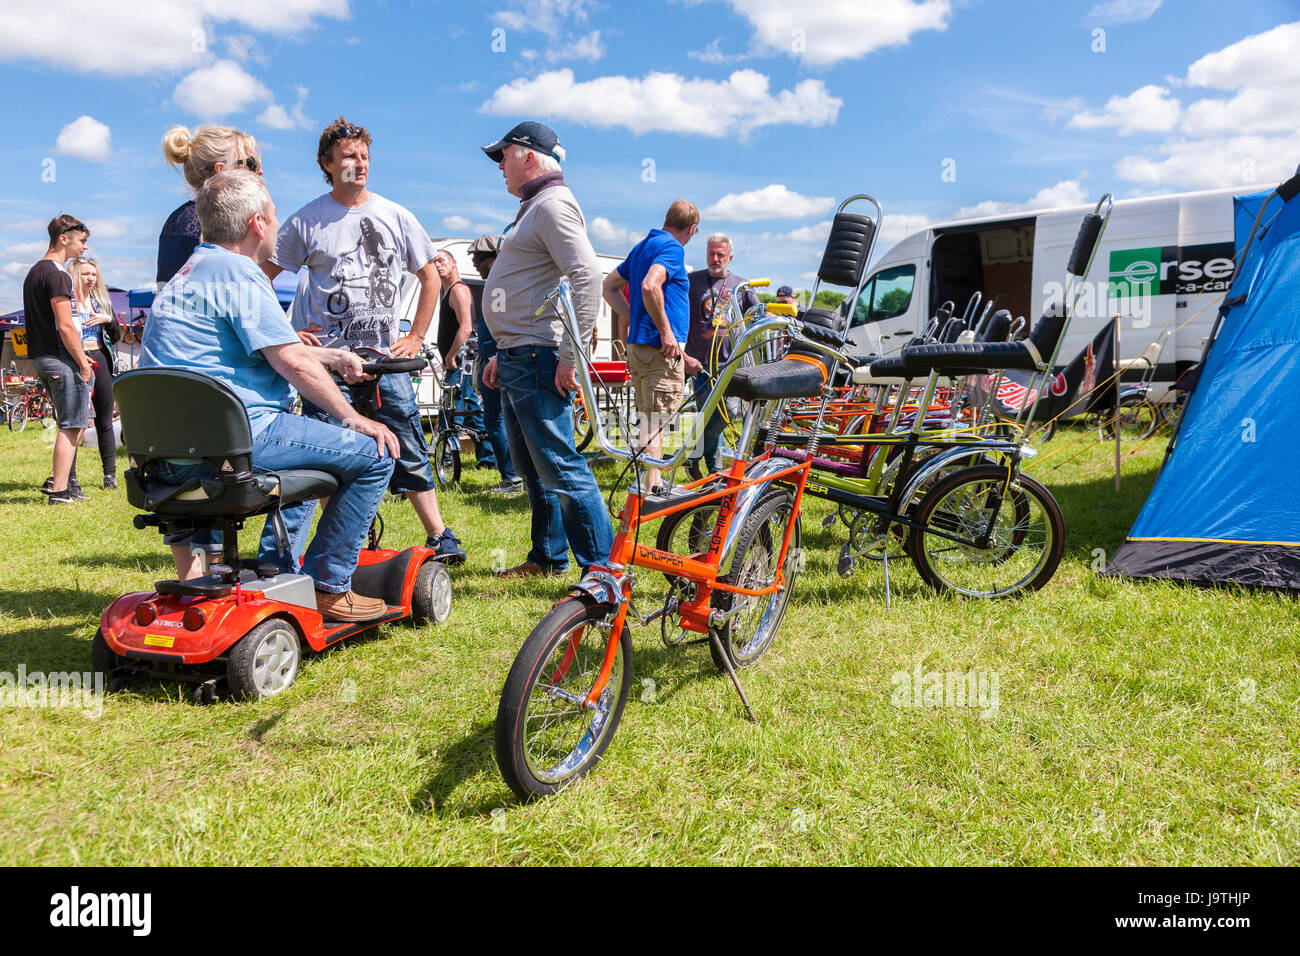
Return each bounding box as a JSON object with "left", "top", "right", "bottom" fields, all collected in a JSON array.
[{"left": 0, "top": 421, "right": 1296, "bottom": 865}]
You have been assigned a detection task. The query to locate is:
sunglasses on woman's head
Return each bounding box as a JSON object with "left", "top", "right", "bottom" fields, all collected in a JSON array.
[{"left": 233, "top": 155, "right": 261, "bottom": 174}]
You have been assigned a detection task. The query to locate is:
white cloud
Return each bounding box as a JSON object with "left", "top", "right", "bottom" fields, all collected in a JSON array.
[
  {"left": 1185, "top": 22, "right": 1300, "bottom": 91},
  {"left": 0, "top": 1, "right": 349, "bottom": 76},
  {"left": 0, "top": 220, "right": 45, "bottom": 232},
  {"left": 86, "top": 219, "right": 129, "bottom": 239},
  {"left": 1079, "top": 22, "right": 1300, "bottom": 189},
  {"left": 1, "top": 241, "right": 48, "bottom": 260},
  {"left": 588, "top": 217, "right": 640, "bottom": 250},
  {"left": 1086, "top": 0, "right": 1162, "bottom": 25},
  {"left": 759, "top": 221, "right": 830, "bottom": 244},
  {"left": 547, "top": 30, "right": 605, "bottom": 63},
  {"left": 1180, "top": 21, "right": 1300, "bottom": 136},
  {"left": 173, "top": 59, "right": 269, "bottom": 118},
  {"left": 878, "top": 212, "right": 932, "bottom": 246},
  {"left": 224, "top": 33, "right": 267, "bottom": 64},
  {"left": 492, "top": 0, "right": 597, "bottom": 37},
  {"left": 2, "top": 262, "right": 32, "bottom": 278},
  {"left": 442, "top": 215, "right": 473, "bottom": 232},
  {"left": 259, "top": 85, "right": 312, "bottom": 130},
  {"left": 704, "top": 185, "right": 836, "bottom": 222},
  {"left": 55, "top": 116, "right": 112, "bottom": 162},
  {"left": 687, "top": 38, "right": 749, "bottom": 65},
  {"left": 719, "top": 0, "right": 952, "bottom": 67},
  {"left": 1068, "top": 85, "right": 1181, "bottom": 134},
  {"left": 955, "top": 180, "right": 1090, "bottom": 220},
  {"left": 481, "top": 69, "right": 842, "bottom": 138},
  {"left": 1115, "top": 133, "right": 1300, "bottom": 190}
]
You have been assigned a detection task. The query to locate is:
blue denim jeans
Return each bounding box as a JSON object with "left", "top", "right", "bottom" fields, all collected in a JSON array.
[
  {"left": 156, "top": 412, "right": 393, "bottom": 592},
  {"left": 498, "top": 345, "right": 613, "bottom": 572},
  {"left": 302, "top": 372, "right": 435, "bottom": 495},
  {"left": 475, "top": 358, "right": 516, "bottom": 482}
]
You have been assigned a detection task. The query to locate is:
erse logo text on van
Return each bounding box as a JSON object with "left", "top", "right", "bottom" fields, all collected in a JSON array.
[{"left": 1108, "top": 243, "right": 1235, "bottom": 298}]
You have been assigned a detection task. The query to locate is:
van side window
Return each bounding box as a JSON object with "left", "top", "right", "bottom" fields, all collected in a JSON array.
[{"left": 852, "top": 265, "right": 916, "bottom": 327}]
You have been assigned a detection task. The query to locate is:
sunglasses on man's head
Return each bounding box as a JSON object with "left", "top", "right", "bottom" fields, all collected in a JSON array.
[
  {"left": 326, "top": 125, "right": 364, "bottom": 145},
  {"left": 60, "top": 222, "right": 87, "bottom": 235}
]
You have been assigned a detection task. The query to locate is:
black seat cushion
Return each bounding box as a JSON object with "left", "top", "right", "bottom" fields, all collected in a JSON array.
[
  {"left": 867, "top": 356, "right": 909, "bottom": 377},
  {"left": 897, "top": 341, "right": 1038, "bottom": 376},
  {"left": 726, "top": 358, "right": 826, "bottom": 401}
]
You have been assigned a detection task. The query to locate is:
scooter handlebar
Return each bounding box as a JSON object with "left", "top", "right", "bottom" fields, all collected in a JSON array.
[{"left": 359, "top": 356, "right": 428, "bottom": 376}]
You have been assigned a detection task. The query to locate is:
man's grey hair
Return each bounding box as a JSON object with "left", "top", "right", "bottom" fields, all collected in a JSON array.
[
  {"left": 510, "top": 143, "right": 562, "bottom": 174},
  {"left": 196, "top": 168, "right": 268, "bottom": 244},
  {"left": 706, "top": 232, "right": 734, "bottom": 254}
]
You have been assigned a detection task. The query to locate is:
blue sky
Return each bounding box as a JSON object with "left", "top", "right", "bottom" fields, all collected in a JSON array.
[{"left": 1, "top": 0, "right": 1297, "bottom": 312}]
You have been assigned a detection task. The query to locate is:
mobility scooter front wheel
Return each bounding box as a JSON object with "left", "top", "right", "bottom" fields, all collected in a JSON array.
[{"left": 226, "top": 617, "right": 303, "bottom": 700}]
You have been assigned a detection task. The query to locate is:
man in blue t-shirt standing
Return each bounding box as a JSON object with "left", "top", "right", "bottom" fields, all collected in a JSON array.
[{"left": 601, "top": 200, "right": 700, "bottom": 492}]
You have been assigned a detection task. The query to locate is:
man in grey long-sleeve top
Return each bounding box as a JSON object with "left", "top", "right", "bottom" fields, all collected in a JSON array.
[{"left": 480, "top": 121, "right": 614, "bottom": 578}]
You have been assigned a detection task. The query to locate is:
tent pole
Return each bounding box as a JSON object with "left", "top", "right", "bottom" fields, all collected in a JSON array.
[{"left": 1114, "top": 313, "right": 1122, "bottom": 491}]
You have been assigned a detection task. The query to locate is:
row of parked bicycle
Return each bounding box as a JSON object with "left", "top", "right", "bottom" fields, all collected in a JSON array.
[{"left": 489, "top": 193, "right": 1126, "bottom": 798}]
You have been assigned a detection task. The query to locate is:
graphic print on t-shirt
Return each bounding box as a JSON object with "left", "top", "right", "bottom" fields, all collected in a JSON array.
[
  {"left": 324, "top": 216, "right": 401, "bottom": 347},
  {"left": 700, "top": 284, "right": 735, "bottom": 329}
]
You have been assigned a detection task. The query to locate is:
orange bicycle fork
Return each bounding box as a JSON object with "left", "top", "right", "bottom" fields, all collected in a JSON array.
[{"left": 576, "top": 455, "right": 811, "bottom": 721}]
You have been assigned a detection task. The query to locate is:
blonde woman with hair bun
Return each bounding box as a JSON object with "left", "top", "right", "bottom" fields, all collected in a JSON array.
[
  {"left": 156, "top": 123, "right": 262, "bottom": 285},
  {"left": 155, "top": 124, "right": 261, "bottom": 577}
]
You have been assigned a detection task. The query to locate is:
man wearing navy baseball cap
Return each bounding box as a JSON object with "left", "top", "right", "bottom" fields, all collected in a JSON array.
[
  {"left": 775, "top": 285, "right": 798, "bottom": 305},
  {"left": 480, "top": 121, "right": 568, "bottom": 164},
  {"left": 478, "top": 121, "right": 613, "bottom": 580}
]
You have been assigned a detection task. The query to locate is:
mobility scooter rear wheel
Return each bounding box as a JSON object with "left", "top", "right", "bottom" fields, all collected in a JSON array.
[{"left": 226, "top": 618, "right": 303, "bottom": 700}]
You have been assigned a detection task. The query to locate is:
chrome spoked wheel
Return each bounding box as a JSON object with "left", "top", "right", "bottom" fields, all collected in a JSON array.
[
  {"left": 495, "top": 599, "right": 632, "bottom": 800},
  {"left": 711, "top": 491, "right": 799, "bottom": 669},
  {"left": 907, "top": 465, "right": 1064, "bottom": 598}
]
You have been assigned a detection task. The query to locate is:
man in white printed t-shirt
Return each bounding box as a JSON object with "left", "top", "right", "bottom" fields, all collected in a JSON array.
[{"left": 261, "top": 116, "right": 466, "bottom": 564}]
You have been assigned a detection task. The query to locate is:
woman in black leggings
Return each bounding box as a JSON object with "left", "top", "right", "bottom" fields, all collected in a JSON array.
[{"left": 67, "top": 257, "right": 120, "bottom": 489}]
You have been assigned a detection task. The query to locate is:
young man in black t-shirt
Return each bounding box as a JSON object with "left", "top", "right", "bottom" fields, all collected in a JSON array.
[{"left": 23, "top": 215, "right": 92, "bottom": 504}]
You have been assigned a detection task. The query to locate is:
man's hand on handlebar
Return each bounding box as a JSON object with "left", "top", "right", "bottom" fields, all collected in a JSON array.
[
  {"left": 345, "top": 416, "right": 401, "bottom": 459},
  {"left": 315, "top": 348, "right": 374, "bottom": 385},
  {"left": 391, "top": 333, "right": 423, "bottom": 358},
  {"left": 684, "top": 354, "right": 702, "bottom": 375}
]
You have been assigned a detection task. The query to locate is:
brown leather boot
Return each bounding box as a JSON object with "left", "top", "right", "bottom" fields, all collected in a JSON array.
[
  {"left": 316, "top": 589, "right": 388, "bottom": 622},
  {"left": 494, "top": 560, "right": 563, "bottom": 580}
]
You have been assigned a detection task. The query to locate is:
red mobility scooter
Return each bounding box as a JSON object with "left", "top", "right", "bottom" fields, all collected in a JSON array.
[{"left": 93, "top": 359, "right": 453, "bottom": 703}]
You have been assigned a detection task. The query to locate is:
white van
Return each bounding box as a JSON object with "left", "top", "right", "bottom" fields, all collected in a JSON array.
[{"left": 848, "top": 185, "right": 1270, "bottom": 385}]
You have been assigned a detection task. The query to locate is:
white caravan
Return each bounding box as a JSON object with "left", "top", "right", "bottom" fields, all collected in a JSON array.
[{"left": 847, "top": 185, "right": 1271, "bottom": 385}]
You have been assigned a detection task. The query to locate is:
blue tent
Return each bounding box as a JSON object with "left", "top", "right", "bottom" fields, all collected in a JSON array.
[{"left": 1109, "top": 174, "right": 1300, "bottom": 589}]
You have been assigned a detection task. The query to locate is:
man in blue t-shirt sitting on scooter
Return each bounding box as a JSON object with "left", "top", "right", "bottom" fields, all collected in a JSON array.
[{"left": 140, "top": 168, "right": 400, "bottom": 623}]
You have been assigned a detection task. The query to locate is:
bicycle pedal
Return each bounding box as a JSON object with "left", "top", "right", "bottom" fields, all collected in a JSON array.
[
  {"left": 821, "top": 512, "right": 838, "bottom": 528},
  {"left": 836, "top": 546, "right": 856, "bottom": 578}
]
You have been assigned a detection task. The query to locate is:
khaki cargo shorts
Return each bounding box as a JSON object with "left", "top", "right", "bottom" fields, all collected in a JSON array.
[{"left": 625, "top": 342, "right": 686, "bottom": 424}]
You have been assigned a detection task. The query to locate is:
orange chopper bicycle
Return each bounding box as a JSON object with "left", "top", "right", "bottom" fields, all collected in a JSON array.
[{"left": 493, "top": 278, "right": 863, "bottom": 800}]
